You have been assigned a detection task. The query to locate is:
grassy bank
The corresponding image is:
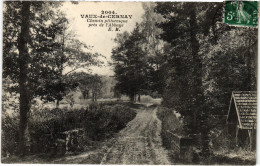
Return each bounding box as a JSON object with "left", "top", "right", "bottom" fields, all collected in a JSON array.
[
  {"left": 156, "top": 106, "right": 184, "bottom": 163},
  {"left": 156, "top": 106, "right": 183, "bottom": 147}
]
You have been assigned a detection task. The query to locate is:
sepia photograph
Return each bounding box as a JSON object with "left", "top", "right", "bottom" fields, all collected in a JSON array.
[{"left": 1, "top": 1, "right": 258, "bottom": 165}]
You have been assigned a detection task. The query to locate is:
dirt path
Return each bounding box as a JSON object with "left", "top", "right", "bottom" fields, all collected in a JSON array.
[{"left": 53, "top": 104, "right": 170, "bottom": 164}]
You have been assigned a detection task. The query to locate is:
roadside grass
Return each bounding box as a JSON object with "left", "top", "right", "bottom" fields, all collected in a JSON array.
[
  {"left": 210, "top": 148, "right": 256, "bottom": 165},
  {"left": 213, "top": 147, "right": 256, "bottom": 164},
  {"left": 210, "top": 127, "right": 256, "bottom": 165}
]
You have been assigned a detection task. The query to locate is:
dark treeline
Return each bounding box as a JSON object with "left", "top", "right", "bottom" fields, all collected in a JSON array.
[{"left": 111, "top": 2, "right": 257, "bottom": 158}]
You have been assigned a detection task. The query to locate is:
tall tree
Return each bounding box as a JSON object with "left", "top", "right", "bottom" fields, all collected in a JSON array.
[
  {"left": 3, "top": 1, "right": 103, "bottom": 154},
  {"left": 112, "top": 25, "right": 150, "bottom": 102},
  {"left": 70, "top": 72, "right": 103, "bottom": 102},
  {"left": 36, "top": 14, "right": 104, "bottom": 107},
  {"left": 155, "top": 2, "right": 223, "bottom": 157},
  {"left": 3, "top": 1, "right": 65, "bottom": 155},
  {"left": 140, "top": 3, "right": 165, "bottom": 95},
  {"left": 17, "top": 1, "right": 31, "bottom": 155}
]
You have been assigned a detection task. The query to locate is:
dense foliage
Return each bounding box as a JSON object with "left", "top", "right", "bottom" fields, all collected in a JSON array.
[{"left": 112, "top": 2, "right": 257, "bottom": 158}]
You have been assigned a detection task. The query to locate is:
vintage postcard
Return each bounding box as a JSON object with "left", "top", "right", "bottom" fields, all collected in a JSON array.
[{"left": 1, "top": 1, "right": 258, "bottom": 165}]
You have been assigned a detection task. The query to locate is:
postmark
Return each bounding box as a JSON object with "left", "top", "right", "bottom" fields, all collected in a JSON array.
[{"left": 224, "top": 1, "right": 258, "bottom": 27}]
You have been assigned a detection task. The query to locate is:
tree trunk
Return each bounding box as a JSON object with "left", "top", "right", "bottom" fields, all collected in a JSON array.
[
  {"left": 83, "top": 90, "right": 89, "bottom": 99},
  {"left": 17, "top": 1, "right": 31, "bottom": 156},
  {"left": 56, "top": 99, "right": 60, "bottom": 108},
  {"left": 189, "top": 7, "right": 209, "bottom": 157},
  {"left": 130, "top": 94, "right": 135, "bottom": 103},
  {"left": 189, "top": 7, "right": 205, "bottom": 131},
  {"left": 86, "top": 90, "right": 89, "bottom": 98},
  {"left": 92, "top": 92, "right": 96, "bottom": 102},
  {"left": 94, "top": 93, "right": 97, "bottom": 102},
  {"left": 138, "top": 94, "right": 141, "bottom": 102},
  {"left": 82, "top": 92, "right": 86, "bottom": 99}
]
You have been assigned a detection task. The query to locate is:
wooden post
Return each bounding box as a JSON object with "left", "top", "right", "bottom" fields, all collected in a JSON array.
[
  {"left": 235, "top": 125, "right": 239, "bottom": 146},
  {"left": 248, "top": 130, "right": 252, "bottom": 151},
  {"left": 251, "top": 121, "right": 256, "bottom": 151}
]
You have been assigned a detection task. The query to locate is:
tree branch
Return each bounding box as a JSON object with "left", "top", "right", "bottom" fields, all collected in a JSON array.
[{"left": 64, "top": 66, "right": 91, "bottom": 76}]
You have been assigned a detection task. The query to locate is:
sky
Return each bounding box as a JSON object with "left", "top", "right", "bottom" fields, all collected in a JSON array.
[{"left": 60, "top": 2, "right": 145, "bottom": 76}]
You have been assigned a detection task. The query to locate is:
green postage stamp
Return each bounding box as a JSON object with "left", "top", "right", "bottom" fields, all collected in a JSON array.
[{"left": 224, "top": 1, "right": 258, "bottom": 27}]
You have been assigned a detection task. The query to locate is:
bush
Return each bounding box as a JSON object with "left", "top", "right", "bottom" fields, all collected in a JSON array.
[
  {"left": 211, "top": 127, "right": 233, "bottom": 152},
  {"left": 83, "top": 103, "right": 136, "bottom": 140},
  {"left": 157, "top": 106, "right": 183, "bottom": 136},
  {"left": 2, "top": 102, "right": 136, "bottom": 157},
  {"left": 2, "top": 112, "right": 19, "bottom": 157}
]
